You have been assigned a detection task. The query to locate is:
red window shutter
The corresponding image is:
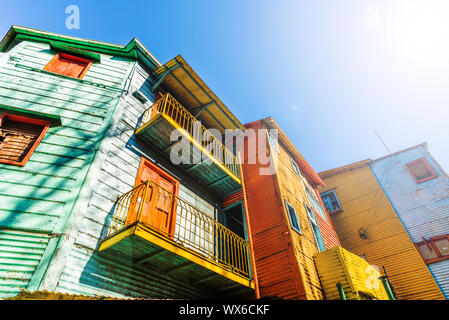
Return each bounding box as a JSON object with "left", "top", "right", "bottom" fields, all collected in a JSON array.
[
  {"left": 405, "top": 158, "right": 438, "bottom": 183},
  {"left": 0, "top": 114, "right": 50, "bottom": 166},
  {"left": 43, "top": 53, "right": 92, "bottom": 79}
]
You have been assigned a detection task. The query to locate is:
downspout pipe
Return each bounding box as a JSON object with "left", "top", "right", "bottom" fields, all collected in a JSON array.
[
  {"left": 380, "top": 276, "right": 396, "bottom": 300},
  {"left": 336, "top": 283, "right": 347, "bottom": 300},
  {"left": 238, "top": 153, "right": 260, "bottom": 299}
]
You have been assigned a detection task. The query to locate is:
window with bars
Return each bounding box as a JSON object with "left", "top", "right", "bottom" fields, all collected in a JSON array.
[
  {"left": 43, "top": 52, "right": 92, "bottom": 79},
  {"left": 405, "top": 157, "right": 438, "bottom": 184},
  {"left": 0, "top": 114, "right": 50, "bottom": 166},
  {"left": 415, "top": 235, "right": 449, "bottom": 264},
  {"left": 320, "top": 190, "right": 343, "bottom": 215}
]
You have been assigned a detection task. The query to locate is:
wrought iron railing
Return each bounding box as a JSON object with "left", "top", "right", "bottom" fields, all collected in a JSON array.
[
  {"left": 139, "top": 93, "right": 240, "bottom": 179},
  {"left": 107, "top": 180, "right": 251, "bottom": 278}
]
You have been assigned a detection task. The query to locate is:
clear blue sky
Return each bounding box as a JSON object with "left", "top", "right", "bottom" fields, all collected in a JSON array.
[{"left": 1, "top": 0, "right": 448, "bottom": 172}]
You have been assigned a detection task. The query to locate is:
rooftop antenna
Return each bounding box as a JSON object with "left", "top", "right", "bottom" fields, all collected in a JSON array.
[{"left": 374, "top": 130, "right": 406, "bottom": 172}]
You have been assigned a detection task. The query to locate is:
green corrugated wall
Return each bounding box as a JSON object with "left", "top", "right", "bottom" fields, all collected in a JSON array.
[{"left": 0, "top": 38, "right": 133, "bottom": 297}]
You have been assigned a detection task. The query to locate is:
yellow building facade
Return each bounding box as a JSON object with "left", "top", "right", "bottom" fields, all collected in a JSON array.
[{"left": 318, "top": 160, "right": 445, "bottom": 300}]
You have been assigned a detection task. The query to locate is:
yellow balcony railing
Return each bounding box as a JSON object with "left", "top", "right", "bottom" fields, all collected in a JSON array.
[
  {"left": 107, "top": 180, "right": 251, "bottom": 278},
  {"left": 140, "top": 93, "right": 240, "bottom": 179}
]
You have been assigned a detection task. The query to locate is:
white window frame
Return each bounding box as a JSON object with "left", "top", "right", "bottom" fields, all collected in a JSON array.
[{"left": 284, "top": 200, "right": 301, "bottom": 234}]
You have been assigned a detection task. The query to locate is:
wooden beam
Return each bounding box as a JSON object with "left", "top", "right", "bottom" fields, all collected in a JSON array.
[
  {"left": 192, "top": 101, "right": 216, "bottom": 117},
  {"left": 216, "top": 282, "right": 242, "bottom": 293},
  {"left": 207, "top": 175, "right": 230, "bottom": 188},
  {"left": 165, "top": 261, "right": 193, "bottom": 274},
  {"left": 151, "top": 64, "right": 179, "bottom": 91},
  {"left": 177, "top": 62, "right": 241, "bottom": 129},
  {"left": 193, "top": 272, "right": 219, "bottom": 285},
  {"left": 134, "top": 248, "right": 165, "bottom": 265}
]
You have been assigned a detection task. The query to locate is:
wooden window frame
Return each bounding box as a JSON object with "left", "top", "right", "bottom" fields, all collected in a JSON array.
[
  {"left": 405, "top": 157, "right": 438, "bottom": 184},
  {"left": 43, "top": 52, "right": 93, "bottom": 79},
  {"left": 291, "top": 157, "right": 301, "bottom": 177},
  {"left": 135, "top": 157, "right": 180, "bottom": 192},
  {"left": 305, "top": 204, "right": 326, "bottom": 251},
  {"left": 320, "top": 189, "right": 343, "bottom": 215},
  {"left": 284, "top": 200, "right": 301, "bottom": 234},
  {"left": 0, "top": 113, "right": 50, "bottom": 167},
  {"left": 415, "top": 234, "right": 449, "bottom": 264},
  {"left": 268, "top": 131, "right": 279, "bottom": 154}
]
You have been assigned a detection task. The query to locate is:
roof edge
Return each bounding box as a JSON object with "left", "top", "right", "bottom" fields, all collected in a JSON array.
[
  {"left": 0, "top": 25, "right": 162, "bottom": 69},
  {"left": 318, "top": 159, "right": 372, "bottom": 180}
]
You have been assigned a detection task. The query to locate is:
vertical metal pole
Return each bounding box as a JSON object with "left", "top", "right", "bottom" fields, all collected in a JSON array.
[
  {"left": 139, "top": 181, "right": 149, "bottom": 223},
  {"left": 336, "top": 283, "right": 347, "bottom": 300},
  {"left": 238, "top": 152, "right": 260, "bottom": 299},
  {"left": 380, "top": 276, "right": 396, "bottom": 300}
]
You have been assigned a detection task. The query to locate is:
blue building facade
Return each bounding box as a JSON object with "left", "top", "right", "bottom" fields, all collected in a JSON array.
[{"left": 370, "top": 143, "right": 449, "bottom": 299}]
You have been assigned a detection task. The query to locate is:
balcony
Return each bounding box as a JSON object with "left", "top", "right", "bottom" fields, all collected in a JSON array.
[
  {"left": 99, "top": 180, "right": 254, "bottom": 298},
  {"left": 135, "top": 93, "right": 241, "bottom": 196},
  {"left": 314, "top": 246, "right": 393, "bottom": 300}
]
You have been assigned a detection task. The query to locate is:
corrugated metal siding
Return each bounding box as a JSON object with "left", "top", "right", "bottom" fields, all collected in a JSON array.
[
  {"left": 319, "top": 164, "right": 445, "bottom": 300},
  {"left": 315, "top": 246, "right": 390, "bottom": 300},
  {"left": 241, "top": 122, "right": 306, "bottom": 300},
  {"left": 275, "top": 134, "right": 335, "bottom": 300},
  {"left": 370, "top": 145, "right": 449, "bottom": 298},
  {"left": 316, "top": 212, "right": 340, "bottom": 249},
  {"left": 222, "top": 190, "right": 243, "bottom": 208},
  {"left": 0, "top": 39, "right": 132, "bottom": 297},
  {"left": 0, "top": 229, "right": 50, "bottom": 298}
]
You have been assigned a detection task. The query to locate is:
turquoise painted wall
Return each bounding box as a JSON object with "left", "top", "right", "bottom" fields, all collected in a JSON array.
[
  {"left": 0, "top": 29, "right": 243, "bottom": 299},
  {"left": 40, "top": 62, "right": 223, "bottom": 299},
  {"left": 0, "top": 38, "right": 134, "bottom": 297}
]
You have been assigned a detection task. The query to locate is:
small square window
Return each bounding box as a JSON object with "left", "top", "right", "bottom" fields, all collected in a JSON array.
[
  {"left": 43, "top": 52, "right": 92, "bottom": 79},
  {"left": 320, "top": 190, "right": 343, "bottom": 214},
  {"left": 416, "top": 243, "right": 438, "bottom": 260},
  {"left": 405, "top": 158, "right": 438, "bottom": 184},
  {"left": 415, "top": 235, "right": 449, "bottom": 264},
  {"left": 284, "top": 200, "right": 301, "bottom": 234},
  {"left": 434, "top": 239, "right": 449, "bottom": 257},
  {"left": 0, "top": 114, "right": 50, "bottom": 166}
]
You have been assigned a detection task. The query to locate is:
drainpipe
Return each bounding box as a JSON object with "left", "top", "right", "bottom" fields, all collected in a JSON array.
[
  {"left": 336, "top": 283, "right": 347, "bottom": 300},
  {"left": 238, "top": 153, "right": 260, "bottom": 299},
  {"left": 380, "top": 276, "right": 396, "bottom": 300}
]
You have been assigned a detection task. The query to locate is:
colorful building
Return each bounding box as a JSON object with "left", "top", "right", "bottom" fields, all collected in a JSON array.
[
  {"left": 239, "top": 117, "right": 341, "bottom": 299},
  {"left": 0, "top": 26, "right": 255, "bottom": 299},
  {"left": 370, "top": 143, "right": 449, "bottom": 298},
  {"left": 0, "top": 25, "right": 434, "bottom": 301},
  {"left": 318, "top": 145, "right": 447, "bottom": 300}
]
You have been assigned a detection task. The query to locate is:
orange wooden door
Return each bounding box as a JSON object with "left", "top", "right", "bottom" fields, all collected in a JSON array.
[{"left": 127, "top": 158, "right": 178, "bottom": 236}]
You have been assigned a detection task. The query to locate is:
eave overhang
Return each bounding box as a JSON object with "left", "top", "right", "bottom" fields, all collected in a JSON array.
[
  {"left": 0, "top": 25, "right": 162, "bottom": 70},
  {"left": 153, "top": 55, "right": 245, "bottom": 134}
]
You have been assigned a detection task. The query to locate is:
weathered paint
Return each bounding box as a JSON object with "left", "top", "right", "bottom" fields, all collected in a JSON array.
[
  {"left": 370, "top": 143, "right": 449, "bottom": 298},
  {"left": 314, "top": 246, "right": 390, "bottom": 300},
  {"left": 32, "top": 58, "right": 249, "bottom": 298},
  {"left": 241, "top": 118, "right": 340, "bottom": 300},
  {"left": 319, "top": 161, "right": 445, "bottom": 300},
  {"left": 0, "top": 32, "right": 134, "bottom": 297},
  {"left": 0, "top": 229, "right": 50, "bottom": 297}
]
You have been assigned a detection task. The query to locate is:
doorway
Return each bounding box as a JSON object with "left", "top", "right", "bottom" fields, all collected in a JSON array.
[{"left": 126, "top": 157, "right": 179, "bottom": 236}]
